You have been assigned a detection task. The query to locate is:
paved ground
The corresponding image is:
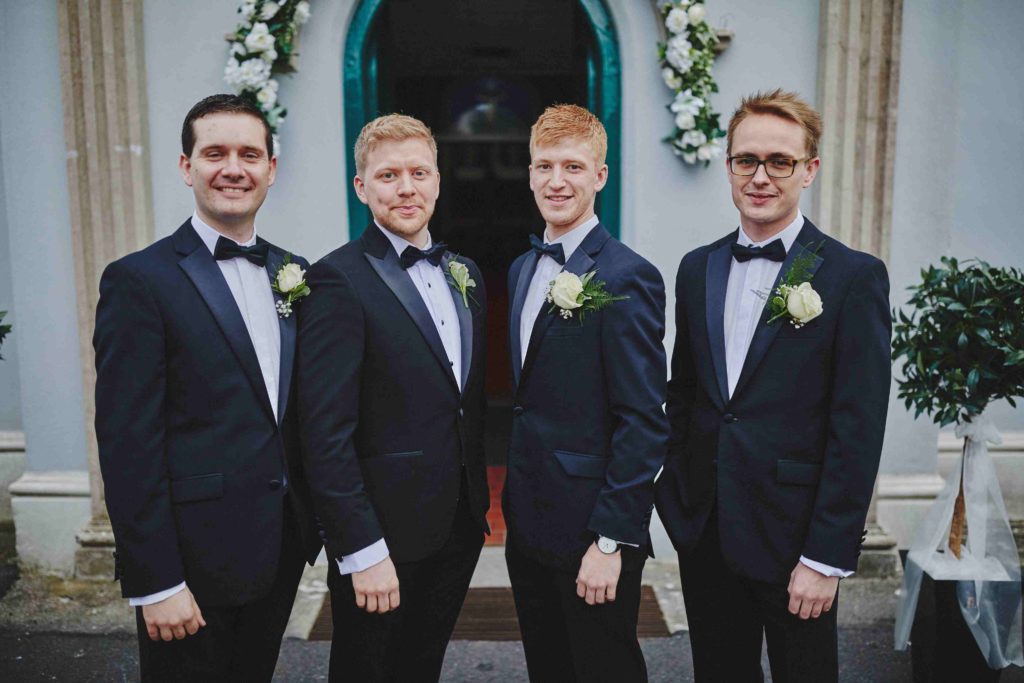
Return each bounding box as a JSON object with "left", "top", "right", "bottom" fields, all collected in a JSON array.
[
  {"left": 0, "top": 626, "right": 919, "bottom": 682},
  {"left": 2, "top": 555, "right": 1021, "bottom": 682}
]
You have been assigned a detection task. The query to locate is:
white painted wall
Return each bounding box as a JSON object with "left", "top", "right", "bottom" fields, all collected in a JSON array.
[{"left": 0, "top": 1, "right": 88, "bottom": 470}]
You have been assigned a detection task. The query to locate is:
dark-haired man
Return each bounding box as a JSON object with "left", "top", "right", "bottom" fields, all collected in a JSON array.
[
  {"left": 655, "top": 89, "right": 891, "bottom": 682},
  {"left": 94, "top": 94, "right": 320, "bottom": 681}
]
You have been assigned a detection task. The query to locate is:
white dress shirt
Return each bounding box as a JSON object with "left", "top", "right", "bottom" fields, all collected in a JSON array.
[
  {"left": 723, "top": 211, "right": 852, "bottom": 578},
  {"left": 129, "top": 213, "right": 282, "bottom": 606},
  {"left": 333, "top": 223, "right": 465, "bottom": 577},
  {"left": 519, "top": 215, "right": 599, "bottom": 367}
]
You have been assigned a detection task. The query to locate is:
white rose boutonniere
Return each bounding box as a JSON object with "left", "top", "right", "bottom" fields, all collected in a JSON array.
[
  {"left": 546, "top": 270, "right": 628, "bottom": 321},
  {"left": 271, "top": 255, "right": 310, "bottom": 318},
  {"left": 445, "top": 258, "right": 477, "bottom": 309},
  {"left": 766, "top": 243, "right": 823, "bottom": 328}
]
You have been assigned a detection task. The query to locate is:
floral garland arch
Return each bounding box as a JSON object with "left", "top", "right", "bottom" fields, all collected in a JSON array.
[
  {"left": 657, "top": 1, "right": 725, "bottom": 166},
  {"left": 223, "top": 0, "right": 312, "bottom": 153}
]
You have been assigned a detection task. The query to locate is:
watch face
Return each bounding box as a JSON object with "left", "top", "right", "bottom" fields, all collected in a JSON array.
[{"left": 598, "top": 537, "right": 617, "bottom": 554}]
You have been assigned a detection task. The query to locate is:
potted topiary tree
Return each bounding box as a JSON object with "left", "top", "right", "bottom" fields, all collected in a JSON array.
[{"left": 891, "top": 257, "right": 1024, "bottom": 678}]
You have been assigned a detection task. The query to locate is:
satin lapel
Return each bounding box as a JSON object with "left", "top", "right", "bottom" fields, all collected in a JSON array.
[
  {"left": 705, "top": 241, "right": 732, "bottom": 406},
  {"left": 265, "top": 248, "right": 295, "bottom": 424},
  {"left": 509, "top": 252, "right": 538, "bottom": 388},
  {"left": 179, "top": 242, "right": 276, "bottom": 423},
  {"left": 732, "top": 232, "right": 825, "bottom": 399},
  {"left": 520, "top": 243, "right": 596, "bottom": 386},
  {"left": 441, "top": 254, "right": 473, "bottom": 392},
  {"left": 364, "top": 247, "right": 459, "bottom": 392}
]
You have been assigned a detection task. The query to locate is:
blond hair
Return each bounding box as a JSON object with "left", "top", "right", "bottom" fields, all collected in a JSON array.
[
  {"left": 726, "top": 89, "right": 823, "bottom": 159},
  {"left": 529, "top": 104, "right": 608, "bottom": 166},
  {"left": 354, "top": 114, "right": 437, "bottom": 176}
]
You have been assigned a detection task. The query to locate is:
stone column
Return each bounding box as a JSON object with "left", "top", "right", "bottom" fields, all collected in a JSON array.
[
  {"left": 815, "top": 0, "right": 903, "bottom": 263},
  {"left": 816, "top": 0, "right": 905, "bottom": 576},
  {"left": 56, "top": 0, "right": 154, "bottom": 579}
]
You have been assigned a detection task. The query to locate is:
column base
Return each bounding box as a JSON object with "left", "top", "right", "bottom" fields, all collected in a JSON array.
[
  {"left": 9, "top": 470, "right": 90, "bottom": 576},
  {"left": 876, "top": 473, "right": 946, "bottom": 550},
  {"left": 74, "top": 515, "right": 115, "bottom": 580},
  {"left": 856, "top": 522, "right": 902, "bottom": 578}
]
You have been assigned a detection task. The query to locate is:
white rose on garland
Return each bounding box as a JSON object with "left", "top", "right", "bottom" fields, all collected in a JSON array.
[
  {"left": 658, "top": 1, "right": 724, "bottom": 167},
  {"left": 224, "top": 1, "right": 313, "bottom": 153}
]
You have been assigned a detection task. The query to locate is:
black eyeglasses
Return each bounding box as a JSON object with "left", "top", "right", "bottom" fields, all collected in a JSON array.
[{"left": 728, "top": 156, "right": 811, "bottom": 178}]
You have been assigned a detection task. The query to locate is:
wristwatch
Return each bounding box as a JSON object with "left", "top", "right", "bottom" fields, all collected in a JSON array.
[{"left": 596, "top": 536, "right": 620, "bottom": 554}]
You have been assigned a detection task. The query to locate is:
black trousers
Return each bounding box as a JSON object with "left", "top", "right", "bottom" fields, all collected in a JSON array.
[
  {"left": 326, "top": 494, "right": 484, "bottom": 683},
  {"left": 679, "top": 513, "right": 839, "bottom": 683},
  {"left": 505, "top": 539, "right": 648, "bottom": 683},
  {"left": 135, "top": 501, "right": 307, "bottom": 683}
]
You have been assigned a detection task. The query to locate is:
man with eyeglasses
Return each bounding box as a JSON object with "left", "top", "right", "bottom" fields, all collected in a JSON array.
[{"left": 655, "top": 89, "right": 892, "bottom": 682}]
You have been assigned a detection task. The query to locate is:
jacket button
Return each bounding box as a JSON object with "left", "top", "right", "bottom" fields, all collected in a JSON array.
[
  {"left": 269, "top": 479, "right": 282, "bottom": 491},
  {"left": 512, "top": 406, "right": 524, "bottom": 416},
  {"left": 458, "top": 408, "right": 464, "bottom": 417},
  {"left": 723, "top": 413, "right": 737, "bottom": 423}
]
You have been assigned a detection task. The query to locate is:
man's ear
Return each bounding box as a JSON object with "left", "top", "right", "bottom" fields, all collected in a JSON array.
[
  {"left": 179, "top": 153, "right": 194, "bottom": 187},
  {"left": 353, "top": 175, "right": 368, "bottom": 205},
  {"left": 594, "top": 164, "right": 609, "bottom": 192},
  {"left": 802, "top": 158, "right": 821, "bottom": 188}
]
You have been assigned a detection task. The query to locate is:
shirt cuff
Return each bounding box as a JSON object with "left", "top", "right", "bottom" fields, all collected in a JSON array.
[
  {"left": 128, "top": 581, "right": 187, "bottom": 607},
  {"left": 799, "top": 556, "right": 854, "bottom": 578},
  {"left": 335, "top": 538, "right": 390, "bottom": 576}
]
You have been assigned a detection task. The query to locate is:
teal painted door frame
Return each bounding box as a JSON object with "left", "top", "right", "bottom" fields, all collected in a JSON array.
[{"left": 342, "top": 0, "right": 621, "bottom": 239}]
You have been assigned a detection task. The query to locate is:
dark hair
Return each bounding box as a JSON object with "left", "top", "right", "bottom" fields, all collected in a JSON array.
[{"left": 181, "top": 94, "right": 273, "bottom": 157}]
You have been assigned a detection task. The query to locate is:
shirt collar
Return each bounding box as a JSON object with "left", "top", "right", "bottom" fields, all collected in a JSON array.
[
  {"left": 191, "top": 212, "right": 257, "bottom": 255},
  {"left": 544, "top": 214, "right": 600, "bottom": 263},
  {"left": 375, "top": 220, "right": 434, "bottom": 257},
  {"left": 737, "top": 210, "right": 804, "bottom": 252}
]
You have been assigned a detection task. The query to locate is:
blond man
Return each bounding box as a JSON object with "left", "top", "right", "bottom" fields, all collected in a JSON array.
[
  {"left": 297, "top": 114, "right": 490, "bottom": 682},
  {"left": 504, "top": 104, "right": 669, "bottom": 682},
  {"left": 655, "top": 90, "right": 891, "bottom": 682}
]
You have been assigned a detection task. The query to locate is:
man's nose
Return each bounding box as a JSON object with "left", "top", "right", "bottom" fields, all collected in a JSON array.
[
  {"left": 222, "top": 152, "right": 244, "bottom": 177},
  {"left": 397, "top": 173, "right": 416, "bottom": 195},
  {"left": 751, "top": 162, "right": 772, "bottom": 184},
  {"left": 549, "top": 167, "right": 566, "bottom": 187}
]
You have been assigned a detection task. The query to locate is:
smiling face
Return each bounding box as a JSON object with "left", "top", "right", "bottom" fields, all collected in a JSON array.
[
  {"left": 354, "top": 137, "right": 439, "bottom": 247},
  {"left": 529, "top": 137, "right": 608, "bottom": 239},
  {"left": 179, "top": 111, "right": 276, "bottom": 239},
  {"left": 727, "top": 113, "right": 819, "bottom": 242}
]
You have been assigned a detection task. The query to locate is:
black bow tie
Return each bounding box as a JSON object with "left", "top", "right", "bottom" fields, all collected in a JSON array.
[
  {"left": 731, "top": 239, "right": 786, "bottom": 263},
  {"left": 529, "top": 233, "right": 565, "bottom": 265},
  {"left": 400, "top": 242, "right": 447, "bottom": 270},
  {"left": 213, "top": 236, "right": 270, "bottom": 267}
]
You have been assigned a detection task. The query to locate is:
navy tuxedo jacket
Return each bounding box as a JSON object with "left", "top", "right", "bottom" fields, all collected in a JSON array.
[
  {"left": 94, "top": 219, "right": 321, "bottom": 606},
  {"left": 654, "top": 218, "right": 891, "bottom": 583},
  {"left": 296, "top": 225, "right": 489, "bottom": 565},
  {"left": 504, "top": 224, "right": 670, "bottom": 571}
]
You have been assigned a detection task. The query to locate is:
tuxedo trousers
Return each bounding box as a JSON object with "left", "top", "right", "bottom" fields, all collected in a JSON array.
[
  {"left": 679, "top": 510, "right": 839, "bottom": 683},
  {"left": 505, "top": 538, "right": 649, "bottom": 683},
  {"left": 326, "top": 488, "right": 484, "bottom": 683},
  {"left": 135, "top": 497, "right": 307, "bottom": 683}
]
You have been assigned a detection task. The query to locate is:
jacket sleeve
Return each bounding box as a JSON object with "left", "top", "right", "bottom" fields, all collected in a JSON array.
[
  {"left": 94, "top": 259, "right": 184, "bottom": 597},
  {"left": 802, "top": 258, "right": 892, "bottom": 569},
  {"left": 296, "top": 259, "right": 384, "bottom": 559},
  {"left": 589, "top": 259, "right": 671, "bottom": 544}
]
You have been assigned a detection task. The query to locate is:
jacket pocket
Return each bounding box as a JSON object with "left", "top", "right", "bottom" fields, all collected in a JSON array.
[
  {"left": 776, "top": 460, "right": 822, "bottom": 486},
  {"left": 170, "top": 473, "right": 224, "bottom": 503},
  {"left": 546, "top": 323, "right": 584, "bottom": 337},
  {"left": 553, "top": 450, "right": 609, "bottom": 479}
]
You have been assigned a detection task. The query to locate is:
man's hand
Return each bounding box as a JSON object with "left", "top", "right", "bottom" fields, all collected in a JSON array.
[
  {"left": 576, "top": 542, "right": 621, "bottom": 606},
  {"left": 352, "top": 556, "right": 400, "bottom": 614},
  {"left": 141, "top": 586, "right": 206, "bottom": 641},
  {"left": 787, "top": 562, "right": 839, "bottom": 620}
]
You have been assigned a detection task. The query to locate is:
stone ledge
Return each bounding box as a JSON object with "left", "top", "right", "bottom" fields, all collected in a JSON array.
[
  {"left": 877, "top": 473, "right": 946, "bottom": 499},
  {"left": 939, "top": 429, "right": 1024, "bottom": 452},
  {"left": 0, "top": 431, "right": 26, "bottom": 453},
  {"left": 9, "top": 471, "right": 89, "bottom": 498}
]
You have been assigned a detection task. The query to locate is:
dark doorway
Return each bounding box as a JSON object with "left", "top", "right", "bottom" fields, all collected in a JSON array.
[{"left": 343, "top": 0, "right": 621, "bottom": 476}]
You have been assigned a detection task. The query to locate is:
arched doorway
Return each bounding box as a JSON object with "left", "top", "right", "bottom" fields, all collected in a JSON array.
[{"left": 342, "top": 1, "right": 622, "bottom": 494}]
